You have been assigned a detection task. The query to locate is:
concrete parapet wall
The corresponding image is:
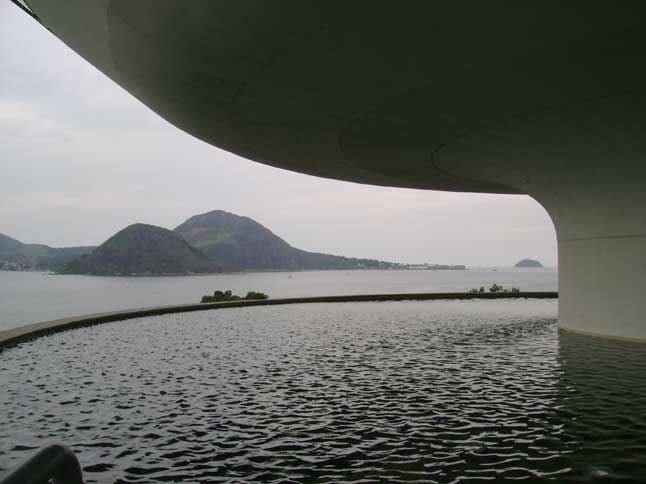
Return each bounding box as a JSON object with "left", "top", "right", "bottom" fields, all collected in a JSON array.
[{"left": 0, "top": 292, "right": 557, "bottom": 349}]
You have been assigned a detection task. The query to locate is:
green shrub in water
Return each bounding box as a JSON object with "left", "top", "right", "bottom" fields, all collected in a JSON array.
[{"left": 201, "top": 289, "right": 269, "bottom": 303}]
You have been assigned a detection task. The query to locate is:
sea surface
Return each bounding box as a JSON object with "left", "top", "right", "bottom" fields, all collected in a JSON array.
[
  {"left": 0, "top": 268, "right": 556, "bottom": 330},
  {"left": 2, "top": 299, "right": 645, "bottom": 483}
]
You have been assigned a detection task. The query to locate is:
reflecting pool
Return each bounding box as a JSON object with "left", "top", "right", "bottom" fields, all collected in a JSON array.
[{"left": 1, "top": 300, "right": 644, "bottom": 483}]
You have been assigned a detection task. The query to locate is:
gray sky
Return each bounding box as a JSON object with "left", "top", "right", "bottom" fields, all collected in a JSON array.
[{"left": 0, "top": 3, "right": 557, "bottom": 266}]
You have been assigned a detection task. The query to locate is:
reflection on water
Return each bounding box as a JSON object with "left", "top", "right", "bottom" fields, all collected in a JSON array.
[
  {"left": 0, "top": 300, "right": 644, "bottom": 483},
  {"left": 557, "top": 332, "right": 646, "bottom": 483}
]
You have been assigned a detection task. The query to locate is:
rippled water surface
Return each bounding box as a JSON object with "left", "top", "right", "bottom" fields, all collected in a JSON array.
[{"left": 2, "top": 300, "right": 646, "bottom": 483}]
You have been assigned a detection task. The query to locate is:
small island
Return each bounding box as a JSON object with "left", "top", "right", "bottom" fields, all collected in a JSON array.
[{"left": 515, "top": 258, "right": 543, "bottom": 268}]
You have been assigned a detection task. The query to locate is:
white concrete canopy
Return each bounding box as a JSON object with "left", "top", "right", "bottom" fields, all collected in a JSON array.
[{"left": 23, "top": 1, "right": 646, "bottom": 339}]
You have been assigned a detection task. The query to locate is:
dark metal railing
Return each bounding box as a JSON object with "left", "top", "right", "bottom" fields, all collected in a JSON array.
[{"left": 0, "top": 445, "right": 84, "bottom": 484}]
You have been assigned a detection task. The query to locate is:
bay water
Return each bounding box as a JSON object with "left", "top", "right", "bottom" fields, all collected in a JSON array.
[{"left": 0, "top": 268, "right": 556, "bottom": 331}]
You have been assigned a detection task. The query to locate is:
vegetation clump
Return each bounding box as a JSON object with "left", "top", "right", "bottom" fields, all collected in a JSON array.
[
  {"left": 468, "top": 284, "right": 520, "bottom": 294},
  {"left": 201, "top": 289, "right": 269, "bottom": 303}
]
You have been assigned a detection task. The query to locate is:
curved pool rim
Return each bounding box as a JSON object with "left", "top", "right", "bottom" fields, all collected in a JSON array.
[{"left": 0, "top": 292, "right": 558, "bottom": 349}]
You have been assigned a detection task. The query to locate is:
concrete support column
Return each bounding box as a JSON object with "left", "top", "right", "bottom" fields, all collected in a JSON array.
[
  {"left": 541, "top": 185, "right": 646, "bottom": 341},
  {"left": 434, "top": 95, "right": 646, "bottom": 340},
  {"left": 530, "top": 141, "right": 646, "bottom": 340},
  {"left": 558, "top": 234, "right": 646, "bottom": 340}
]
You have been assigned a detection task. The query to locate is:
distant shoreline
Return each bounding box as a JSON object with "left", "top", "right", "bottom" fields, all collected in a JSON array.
[
  {"left": 1, "top": 266, "right": 559, "bottom": 277},
  {"left": 14, "top": 267, "right": 469, "bottom": 277}
]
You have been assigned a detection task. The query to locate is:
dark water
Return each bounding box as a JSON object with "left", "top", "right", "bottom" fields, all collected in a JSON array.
[{"left": 1, "top": 300, "right": 645, "bottom": 483}]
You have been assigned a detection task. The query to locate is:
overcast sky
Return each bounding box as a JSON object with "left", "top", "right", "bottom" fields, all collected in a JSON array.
[{"left": 1, "top": 3, "right": 557, "bottom": 267}]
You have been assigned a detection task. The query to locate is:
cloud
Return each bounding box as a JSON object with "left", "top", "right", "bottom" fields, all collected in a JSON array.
[{"left": 0, "top": 100, "right": 70, "bottom": 139}]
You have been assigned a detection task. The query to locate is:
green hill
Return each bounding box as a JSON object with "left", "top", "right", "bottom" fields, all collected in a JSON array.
[
  {"left": 0, "top": 233, "right": 22, "bottom": 252},
  {"left": 0, "top": 233, "right": 94, "bottom": 270},
  {"left": 4, "top": 211, "right": 400, "bottom": 274},
  {"left": 175, "top": 210, "right": 395, "bottom": 271},
  {"left": 62, "top": 224, "right": 227, "bottom": 275}
]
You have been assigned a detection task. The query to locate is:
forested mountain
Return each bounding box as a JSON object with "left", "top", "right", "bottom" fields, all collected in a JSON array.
[
  {"left": 0, "top": 233, "right": 94, "bottom": 270},
  {"left": 6, "top": 210, "right": 398, "bottom": 275},
  {"left": 61, "top": 224, "right": 227, "bottom": 275},
  {"left": 174, "top": 210, "right": 395, "bottom": 271}
]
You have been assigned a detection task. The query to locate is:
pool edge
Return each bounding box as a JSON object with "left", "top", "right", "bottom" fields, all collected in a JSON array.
[
  {"left": 559, "top": 326, "right": 646, "bottom": 345},
  {"left": 0, "top": 292, "right": 558, "bottom": 349}
]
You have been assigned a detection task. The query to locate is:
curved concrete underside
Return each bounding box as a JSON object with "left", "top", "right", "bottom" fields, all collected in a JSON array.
[{"left": 25, "top": 1, "right": 646, "bottom": 339}]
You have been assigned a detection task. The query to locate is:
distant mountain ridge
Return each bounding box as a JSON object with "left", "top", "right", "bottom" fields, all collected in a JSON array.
[
  {"left": 4, "top": 210, "right": 405, "bottom": 275},
  {"left": 174, "top": 210, "right": 395, "bottom": 271},
  {"left": 0, "top": 233, "right": 94, "bottom": 271},
  {"left": 62, "top": 224, "right": 227, "bottom": 275}
]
